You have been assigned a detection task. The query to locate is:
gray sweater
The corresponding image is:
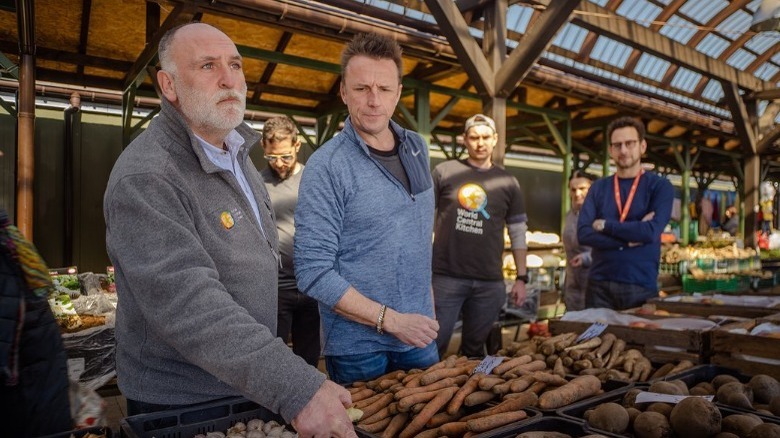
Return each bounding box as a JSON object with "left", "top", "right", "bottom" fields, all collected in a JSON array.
[{"left": 104, "top": 99, "right": 324, "bottom": 421}]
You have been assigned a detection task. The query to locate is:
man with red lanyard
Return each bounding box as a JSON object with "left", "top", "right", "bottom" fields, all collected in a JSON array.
[{"left": 577, "top": 116, "right": 674, "bottom": 310}]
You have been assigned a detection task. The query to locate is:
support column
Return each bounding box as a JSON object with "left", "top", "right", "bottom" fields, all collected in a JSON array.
[
  {"left": 485, "top": 97, "right": 507, "bottom": 166},
  {"left": 745, "top": 154, "right": 760, "bottom": 248},
  {"left": 561, "top": 120, "right": 572, "bottom": 236},
  {"left": 414, "top": 86, "right": 432, "bottom": 146},
  {"left": 601, "top": 127, "right": 610, "bottom": 177},
  {"left": 15, "top": 0, "right": 35, "bottom": 239}
]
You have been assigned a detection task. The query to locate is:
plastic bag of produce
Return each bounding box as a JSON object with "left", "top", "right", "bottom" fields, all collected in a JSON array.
[{"left": 62, "top": 326, "right": 116, "bottom": 390}]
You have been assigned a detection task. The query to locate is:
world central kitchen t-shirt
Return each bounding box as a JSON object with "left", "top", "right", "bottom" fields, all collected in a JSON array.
[{"left": 432, "top": 159, "right": 527, "bottom": 281}]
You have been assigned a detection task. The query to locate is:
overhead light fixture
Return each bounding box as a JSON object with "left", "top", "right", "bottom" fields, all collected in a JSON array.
[{"left": 751, "top": 0, "right": 780, "bottom": 32}]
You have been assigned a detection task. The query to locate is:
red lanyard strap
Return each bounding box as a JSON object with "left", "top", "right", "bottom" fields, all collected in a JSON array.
[{"left": 614, "top": 170, "right": 643, "bottom": 223}]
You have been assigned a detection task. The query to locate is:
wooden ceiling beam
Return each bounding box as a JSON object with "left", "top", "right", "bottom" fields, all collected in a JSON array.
[
  {"left": 76, "top": 0, "right": 92, "bottom": 77},
  {"left": 0, "top": 41, "right": 132, "bottom": 71},
  {"left": 722, "top": 80, "right": 757, "bottom": 155},
  {"left": 687, "top": 0, "right": 749, "bottom": 47},
  {"left": 570, "top": 0, "right": 765, "bottom": 91},
  {"left": 252, "top": 31, "right": 292, "bottom": 104}
]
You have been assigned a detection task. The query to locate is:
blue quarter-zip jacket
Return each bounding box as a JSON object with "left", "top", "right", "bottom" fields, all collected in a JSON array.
[{"left": 294, "top": 117, "right": 435, "bottom": 356}]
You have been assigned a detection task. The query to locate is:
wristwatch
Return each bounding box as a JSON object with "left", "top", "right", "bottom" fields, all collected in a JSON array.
[
  {"left": 516, "top": 274, "right": 529, "bottom": 283},
  {"left": 594, "top": 220, "right": 605, "bottom": 232}
]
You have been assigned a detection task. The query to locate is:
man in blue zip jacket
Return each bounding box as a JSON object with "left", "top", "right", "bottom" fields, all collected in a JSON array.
[
  {"left": 578, "top": 116, "right": 674, "bottom": 310},
  {"left": 295, "top": 32, "right": 439, "bottom": 384}
]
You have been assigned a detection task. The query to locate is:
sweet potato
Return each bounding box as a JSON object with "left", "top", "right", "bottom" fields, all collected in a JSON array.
[
  {"left": 564, "top": 337, "right": 602, "bottom": 352},
  {"left": 464, "top": 390, "right": 497, "bottom": 406},
  {"left": 467, "top": 410, "right": 528, "bottom": 432},
  {"left": 437, "top": 421, "right": 469, "bottom": 436},
  {"left": 538, "top": 375, "right": 602, "bottom": 409}
]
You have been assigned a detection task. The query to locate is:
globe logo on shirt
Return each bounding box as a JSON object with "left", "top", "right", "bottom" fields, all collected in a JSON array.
[{"left": 457, "top": 183, "right": 491, "bottom": 219}]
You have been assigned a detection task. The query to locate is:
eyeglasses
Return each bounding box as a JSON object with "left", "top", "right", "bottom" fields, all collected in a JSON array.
[
  {"left": 264, "top": 154, "right": 295, "bottom": 164},
  {"left": 610, "top": 139, "right": 640, "bottom": 149}
]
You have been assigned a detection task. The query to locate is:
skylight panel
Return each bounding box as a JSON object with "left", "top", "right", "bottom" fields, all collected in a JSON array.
[
  {"left": 773, "top": 52, "right": 780, "bottom": 64},
  {"left": 755, "top": 63, "right": 780, "bottom": 81},
  {"left": 659, "top": 15, "right": 697, "bottom": 44},
  {"left": 590, "top": 36, "right": 632, "bottom": 69},
  {"left": 588, "top": 0, "right": 609, "bottom": 7},
  {"left": 679, "top": 0, "right": 728, "bottom": 24},
  {"left": 696, "top": 33, "right": 730, "bottom": 58},
  {"left": 716, "top": 10, "right": 752, "bottom": 40},
  {"left": 670, "top": 68, "right": 702, "bottom": 93},
  {"left": 507, "top": 4, "right": 534, "bottom": 34},
  {"left": 727, "top": 48, "right": 757, "bottom": 70},
  {"left": 634, "top": 53, "right": 671, "bottom": 80},
  {"left": 616, "top": 0, "right": 662, "bottom": 27},
  {"left": 552, "top": 23, "right": 588, "bottom": 52},
  {"left": 745, "top": 33, "right": 780, "bottom": 54},
  {"left": 758, "top": 101, "right": 769, "bottom": 117},
  {"left": 701, "top": 80, "right": 724, "bottom": 102},
  {"left": 747, "top": 0, "right": 762, "bottom": 13}
]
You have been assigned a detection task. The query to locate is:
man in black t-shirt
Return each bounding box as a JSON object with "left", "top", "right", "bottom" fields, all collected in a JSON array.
[
  {"left": 260, "top": 116, "right": 321, "bottom": 367},
  {"left": 432, "top": 114, "right": 528, "bottom": 358}
]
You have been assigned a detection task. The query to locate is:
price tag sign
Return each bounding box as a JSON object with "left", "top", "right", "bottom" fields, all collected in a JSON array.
[
  {"left": 635, "top": 392, "right": 714, "bottom": 404},
  {"left": 472, "top": 355, "right": 504, "bottom": 375},
  {"left": 575, "top": 322, "right": 607, "bottom": 343},
  {"left": 67, "top": 357, "right": 85, "bottom": 381}
]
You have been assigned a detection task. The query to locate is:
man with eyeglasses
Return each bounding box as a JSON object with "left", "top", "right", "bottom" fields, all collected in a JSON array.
[
  {"left": 260, "top": 116, "right": 321, "bottom": 367},
  {"left": 577, "top": 116, "right": 674, "bottom": 310}
]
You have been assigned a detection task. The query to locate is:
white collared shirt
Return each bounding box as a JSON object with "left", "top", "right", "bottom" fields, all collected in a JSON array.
[{"left": 196, "top": 130, "right": 265, "bottom": 237}]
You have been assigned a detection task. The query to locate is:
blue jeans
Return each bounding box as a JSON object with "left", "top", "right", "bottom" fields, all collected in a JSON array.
[
  {"left": 325, "top": 342, "right": 438, "bottom": 385},
  {"left": 432, "top": 274, "right": 506, "bottom": 358},
  {"left": 586, "top": 279, "right": 657, "bottom": 310}
]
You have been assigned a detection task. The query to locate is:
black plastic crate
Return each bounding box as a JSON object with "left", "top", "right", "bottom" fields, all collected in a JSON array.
[
  {"left": 355, "top": 408, "right": 542, "bottom": 437},
  {"left": 557, "top": 385, "right": 640, "bottom": 425},
  {"left": 533, "top": 378, "right": 631, "bottom": 415},
  {"left": 120, "top": 397, "right": 285, "bottom": 438},
  {"left": 40, "top": 426, "right": 113, "bottom": 438},
  {"left": 659, "top": 364, "right": 751, "bottom": 384},
  {"left": 482, "top": 416, "right": 594, "bottom": 437}
]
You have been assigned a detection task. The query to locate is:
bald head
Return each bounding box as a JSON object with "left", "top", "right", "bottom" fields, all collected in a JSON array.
[{"left": 159, "top": 23, "right": 232, "bottom": 76}]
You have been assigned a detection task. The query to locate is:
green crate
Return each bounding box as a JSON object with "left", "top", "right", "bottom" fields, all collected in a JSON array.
[{"left": 682, "top": 274, "right": 750, "bottom": 294}]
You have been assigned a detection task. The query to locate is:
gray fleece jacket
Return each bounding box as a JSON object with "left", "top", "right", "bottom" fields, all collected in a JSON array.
[{"left": 104, "top": 99, "right": 324, "bottom": 421}]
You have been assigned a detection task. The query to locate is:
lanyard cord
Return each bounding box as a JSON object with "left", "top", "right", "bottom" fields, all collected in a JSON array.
[{"left": 614, "top": 169, "right": 643, "bottom": 223}]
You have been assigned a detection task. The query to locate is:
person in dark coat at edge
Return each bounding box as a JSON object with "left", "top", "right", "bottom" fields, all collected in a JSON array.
[{"left": 0, "top": 201, "right": 73, "bottom": 436}]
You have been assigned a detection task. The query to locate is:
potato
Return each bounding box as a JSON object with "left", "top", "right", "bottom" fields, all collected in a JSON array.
[
  {"left": 670, "top": 397, "right": 721, "bottom": 438},
  {"left": 748, "top": 375, "right": 780, "bottom": 404},
  {"left": 747, "top": 423, "right": 780, "bottom": 438},
  {"left": 667, "top": 379, "right": 690, "bottom": 395},
  {"left": 586, "top": 402, "right": 630, "bottom": 434},
  {"left": 691, "top": 382, "right": 716, "bottom": 396},
  {"left": 626, "top": 407, "right": 642, "bottom": 428},
  {"left": 633, "top": 411, "right": 672, "bottom": 438},
  {"left": 622, "top": 388, "right": 643, "bottom": 409},
  {"left": 717, "top": 381, "right": 755, "bottom": 410},
  {"left": 712, "top": 374, "right": 740, "bottom": 390},
  {"left": 646, "top": 402, "right": 673, "bottom": 418},
  {"left": 768, "top": 398, "right": 780, "bottom": 418},
  {"left": 713, "top": 433, "right": 740, "bottom": 438},
  {"left": 721, "top": 414, "right": 763, "bottom": 437},
  {"left": 648, "top": 381, "right": 687, "bottom": 396}
]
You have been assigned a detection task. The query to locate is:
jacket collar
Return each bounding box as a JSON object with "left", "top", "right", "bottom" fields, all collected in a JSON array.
[
  {"left": 157, "top": 98, "right": 261, "bottom": 174},
  {"left": 342, "top": 116, "right": 408, "bottom": 155}
]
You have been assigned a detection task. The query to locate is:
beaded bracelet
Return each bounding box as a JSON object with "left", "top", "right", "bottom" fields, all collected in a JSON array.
[{"left": 376, "top": 304, "right": 387, "bottom": 334}]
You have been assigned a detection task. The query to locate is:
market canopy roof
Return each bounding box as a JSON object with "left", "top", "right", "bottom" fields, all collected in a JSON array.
[{"left": 1, "top": 0, "right": 780, "bottom": 178}]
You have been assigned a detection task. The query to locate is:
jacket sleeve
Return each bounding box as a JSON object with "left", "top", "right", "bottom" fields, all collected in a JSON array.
[
  {"left": 577, "top": 185, "right": 626, "bottom": 249},
  {"left": 105, "top": 173, "right": 324, "bottom": 422},
  {"left": 602, "top": 179, "right": 674, "bottom": 244},
  {"left": 294, "top": 158, "right": 352, "bottom": 308}
]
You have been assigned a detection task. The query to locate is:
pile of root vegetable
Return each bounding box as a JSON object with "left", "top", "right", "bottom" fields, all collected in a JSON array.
[
  {"left": 348, "top": 353, "right": 608, "bottom": 437},
  {"left": 581, "top": 373, "right": 780, "bottom": 437},
  {"left": 497, "top": 332, "right": 694, "bottom": 383},
  {"left": 192, "top": 419, "right": 296, "bottom": 438}
]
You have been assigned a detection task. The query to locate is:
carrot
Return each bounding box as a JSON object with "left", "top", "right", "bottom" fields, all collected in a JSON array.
[
  {"left": 361, "top": 393, "right": 394, "bottom": 419},
  {"left": 398, "top": 387, "right": 453, "bottom": 412},
  {"left": 461, "top": 392, "right": 536, "bottom": 421},
  {"left": 381, "top": 412, "right": 409, "bottom": 438},
  {"left": 398, "top": 387, "right": 457, "bottom": 438},
  {"left": 539, "top": 333, "right": 574, "bottom": 356},
  {"left": 491, "top": 355, "right": 532, "bottom": 375},
  {"left": 427, "top": 410, "right": 463, "bottom": 428},
  {"left": 446, "top": 373, "right": 483, "bottom": 415},
  {"left": 525, "top": 381, "right": 547, "bottom": 395},
  {"left": 379, "top": 378, "right": 402, "bottom": 390},
  {"left": 366, "top": 370, "right": 405, "bottom": 390},
  {"left": 360, "top": 403, "right": 396, "bottom": 425},
  {"left": 438, "top": 421, "right": 469, "bottom": 436},
  {"left": 419, "top": 364, "right": 472, "bottom": 386},
  {"left": 537, "top": 375, "right": 601, "bottom": 409},
  {"left": 553, "top": 332, "right": 578, "bottom": 352},
  {"left": 349, "top": 386, "right": 368, "bottom": 394},
  {"left": 503, "top": 360, "right": 546, "bottom": 378},
  {"left": 464, "top": 390, "right": 496, "bottom": 406},
  {"left": 354, "top": 392, "right": 385, "bottom": 409},
  {"left": 394, "top": 377, "right": 459, "bottom": 400},
  {"left": 402, "top": 372, "right": 424, "bottom": 388},
  {"left": 351, "top": 387, "right": 376, "bottom": 403},
  {"left": 509, "top": 375, "right": 536, "bottom": 393},
  {"left": 358, "top": 416, "right": 392, "bottom": 433},
  {"left": 553, "top": 357, "right": 566, "bottom": 378},
  {"left": 466, "top": 410, "right": 527, "bottom": 432},
  {"left": 411, "top": 429, "right": 441, "bottom": 438}
]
